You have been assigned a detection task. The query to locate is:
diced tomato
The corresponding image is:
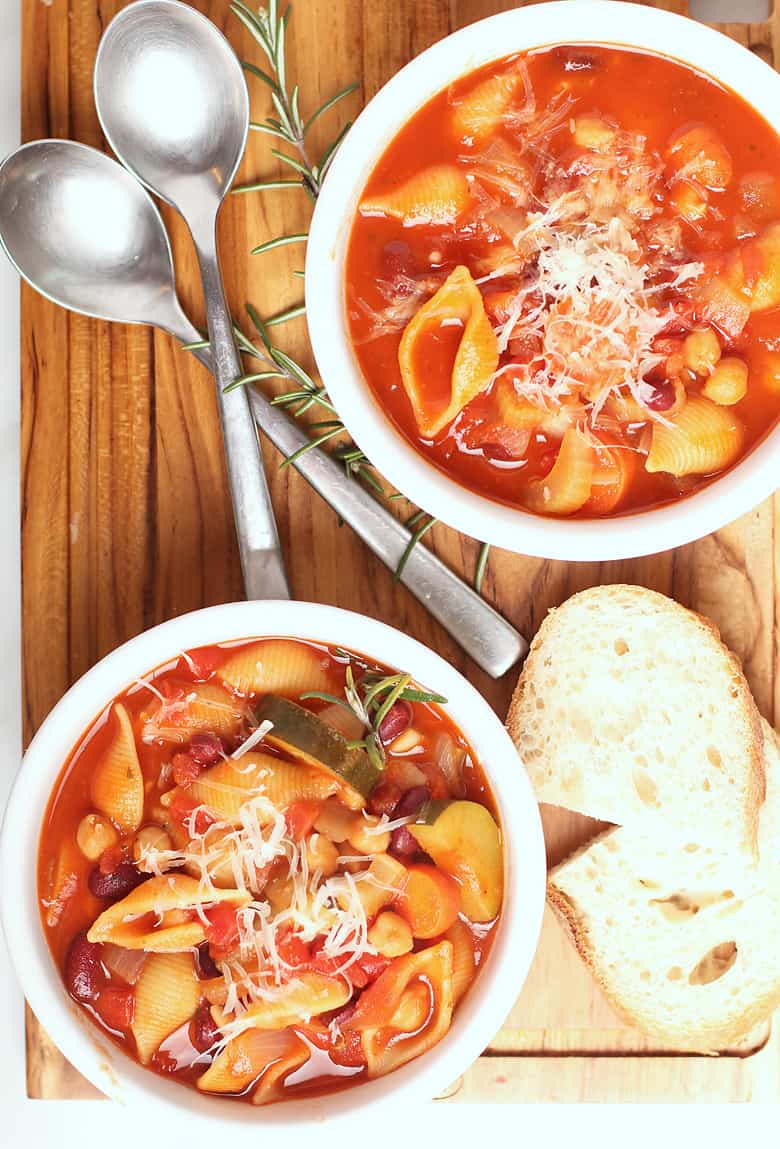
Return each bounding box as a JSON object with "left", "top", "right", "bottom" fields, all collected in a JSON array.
[
  {"left": 202, "top": 904, "right": 240, "bottom": 950},
  {"left": 396, "top": 864, "right": 461, "bottom": 938},
  {"left": 307, "top": 949, "right": 345, "bottom": 979},
  {"left": 171, "top": 752, "right": 203, "bottom": 787},
  {"left": 183, "top": 647, "right": 224, "bottom": 679},
  {"left": 328, "top": 1029, "right": 367, "bottom": 1069},
  {"left": 168, "top": 791, "right": 216, "bottom": 836},
  {"left": 276, "top": 930, "right": 312, "bottom": 968},
  {"left": 96, "top": 985, "right": 135, "bottom": 1031},
  {"left": 536, "top": 445, "right": 560, "bottom": 480},
  {"left": 284, "top": 800, "right": 323, "bottom": 842},
  {"left": 353, "top": 954, "right": 391, "bottom": 987}
]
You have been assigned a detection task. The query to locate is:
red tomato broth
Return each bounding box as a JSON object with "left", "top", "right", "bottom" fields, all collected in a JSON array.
[
  {"left": 37, "top": 637, "right": 501, "bottom": 1105},
  {"left": 345, "top": 44, "right": 780, "bottom": 517}
]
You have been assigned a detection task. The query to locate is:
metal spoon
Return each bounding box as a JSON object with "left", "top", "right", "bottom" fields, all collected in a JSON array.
[
  {"left": 0, "top": 139, "right": 527, "bottom": 676},
  {"left": 93, "top": 0, "right": 288, "bottom": 602}
]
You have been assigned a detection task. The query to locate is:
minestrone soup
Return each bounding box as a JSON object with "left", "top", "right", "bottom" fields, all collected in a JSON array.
[
  {"left": 38, "top": 638, "right": 502, "bottom": 1105},
  {"left": 346, "top": 45, "right": 780, "bottom": 517}
]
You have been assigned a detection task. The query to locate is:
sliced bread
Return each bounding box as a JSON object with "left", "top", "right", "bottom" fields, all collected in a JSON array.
[
  {"left": 507, "top": 584, "right": 765, "bottom": 858},
  {"left": 547, "top": 719, "right": 780, "bottom": 1052}
]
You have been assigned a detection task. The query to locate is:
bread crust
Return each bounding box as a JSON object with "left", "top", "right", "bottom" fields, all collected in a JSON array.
[{"left": 506, "top": 584, "right": 766, "bottom": 858}]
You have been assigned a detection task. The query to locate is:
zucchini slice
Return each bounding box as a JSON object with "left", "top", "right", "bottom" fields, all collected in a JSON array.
[
  {"left": 253, "top": 695, "right": 379, "bottom": 809},
  {"left": 409, "top": 799, "right": 503, "bottom": 922}
]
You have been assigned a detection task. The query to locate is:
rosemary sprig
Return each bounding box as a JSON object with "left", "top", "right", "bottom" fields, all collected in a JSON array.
[
  {"left": 302, "top": 667, "right": 446, "bottom": 772},
  {"left": 230, "top": 0, "right": 358, "bottom": 201},
  {"left": 224, "top": 2, "right": 492, "bottom": 590}
]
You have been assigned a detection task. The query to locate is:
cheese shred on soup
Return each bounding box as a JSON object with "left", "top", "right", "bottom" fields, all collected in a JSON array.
[
  {"left": 346, "top": 45, "right": 780, "bottom": 517},
  {"left": 38, "top": 638, "right": 502, "bottom": 1105}
]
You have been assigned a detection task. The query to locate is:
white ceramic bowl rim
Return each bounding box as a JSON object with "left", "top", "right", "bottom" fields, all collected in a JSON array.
[
  {"left": 306, "top": 0, "right": 780, "bottom": 562},
  {"left": 0, "top": 600, "right": 545, "bottom": 1126}
]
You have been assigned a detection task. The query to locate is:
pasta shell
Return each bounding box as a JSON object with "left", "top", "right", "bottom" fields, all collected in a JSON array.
[
  {"left": 522, "top": 428, "right": 595, "bottom": 515},
  {"left": 40, "top": 837, "right": 82, "bottom": 929},
  {"left": 646, "top": 396, "right": 744, "bottom": 477},
  {"left": 196, "top": 1028, "right": 309, "bottom": 1101},
  {"left": 87, "top": 874, "right": 250, "bottom": 950},
  {"left": 141, "top": 682, "right": 246, "bottom": 744},
  {"left": 184, "top": 751, "right": 340, "bottom": 825},
  {"left": 217, "top": 640, "right": 333, "bottom": 698},
  {"left": 399, "top": 265, "right": 498, "bottom": 438},
  {"left": 221, "top": 972, "right": 351, "bottom": 1030},
  {"left": 344, "top": 941, "right": 454, "bottom": 1078},
  {"left": 131, "top": 952, "right": 200, "bottom": 1064},
  {"left": 444, "top": 919, "right": 476, "bottom": 1005},
  {"left": 90, "top": 703, "right": 144, "bottom": 833},
  {"left": 451, "top": 71, "right": 524, "bottom": 142},
  {"left": 360, "top": 165, "right": 471, "bottom": 227}
]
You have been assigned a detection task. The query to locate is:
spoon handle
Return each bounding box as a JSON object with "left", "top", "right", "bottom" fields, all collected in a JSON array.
[
  {"left": 191, "top": 224, "right": 290, "bottom": 602},
  {"left": 173, "top": 325, "right": 527, "bottom": 678}
]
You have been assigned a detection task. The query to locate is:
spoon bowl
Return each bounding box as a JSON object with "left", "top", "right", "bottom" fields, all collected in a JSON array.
[
  {"left": 0, "top": 139, "right": 183, "bottom": 329},
  {"left": 94, "top": 0, "right": 249, "bottom": 215}
]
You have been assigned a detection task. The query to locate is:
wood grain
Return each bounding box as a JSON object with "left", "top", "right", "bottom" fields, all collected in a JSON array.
[{"left": 20, "top": 0, "right": 780, "bottom": 1103}]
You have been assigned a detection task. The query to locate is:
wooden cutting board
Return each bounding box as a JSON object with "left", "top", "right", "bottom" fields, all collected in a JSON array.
[{"left": 20, "top": 0, "right": 780, "bottom": 1103}]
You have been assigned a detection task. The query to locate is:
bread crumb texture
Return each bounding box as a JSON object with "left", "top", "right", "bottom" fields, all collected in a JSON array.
[{"left": 508, "top": 585, "right": 764, "bottom": 857}]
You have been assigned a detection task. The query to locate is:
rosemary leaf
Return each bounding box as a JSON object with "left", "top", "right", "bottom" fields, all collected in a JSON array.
[
  {"left": 304, "top": 83, "right": 359, "bottom": 135},
  {"left": 245, "top": 303, "right": 273, "bottom": 350},
  {"left": 394, "top": 517, "right": 437, "bottom": 582},
  {"left": 223, "top": 370, "right": 287, "bottom": 394},
  {"left": 269, "top": 347, "right": 317, "bottom": 390},
  {"left": 373, "top": 674, "right": 412, "bottom": 731},
  {"left": 270, "top": 148, "right": 312, "bottom": 178},
  {"left": 265, "top": 303, "right": 306, "bottom": 327},
  {"left": 474, "top": 542, "right": 491, "bottom": 593},
  {"left": 232, "top": 178, "right": 302, "bottom": 194},
  {"left": 280, "top": 426, "right": 344, "bottom": 469},
  {"left": 181, "top": 338, "right": 209, "bottom": 351},
  {"left": 251, "top": 233, "right": 308, "bottom": 256},
  {"left": 249, "top": 121, "right": 289, "bottom": 140},
  {"left": 242, "top": 62, "right": 280, "bottom": 92}
]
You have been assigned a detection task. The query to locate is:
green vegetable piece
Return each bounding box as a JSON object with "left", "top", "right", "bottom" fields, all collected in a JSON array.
[{"left": 254, "top": 695, "right": 380, "bottom": 808}]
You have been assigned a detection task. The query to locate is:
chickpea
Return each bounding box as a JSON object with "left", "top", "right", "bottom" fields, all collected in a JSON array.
[
  {"left": 670, "top": 180, "right": 708, "bottom": 224},
  {"left": 265, "top": 874, "right": 295, "bottom": 913},
  {"left": 305, "top": 832, "right": 340, "bottom": 877},
  {"left": 571, "top": 115, "right": 615, "bottom": 153},
  {"left": 665, "top": 124, "right": 733, "bottom": 189},
  {"left": 133, "top": 824, "right": 173, "bottom": 863},
  {"left": 347, "top": 815, "right": 391, "bottom": 856},
  {"left": 314, "top": 799, "right": 357, "bottom": 844},
  {"left": 682, "top": 328, "right": 721, "bottom": 376},
  {"left": 368, "top": 911, "right": 414, "bottom": 958},
  {"left": 702, "top": 357, "right": 748, "bottom": 406},
  {"left": 76, "top": 812, "right": 119, "bottom": 861}
]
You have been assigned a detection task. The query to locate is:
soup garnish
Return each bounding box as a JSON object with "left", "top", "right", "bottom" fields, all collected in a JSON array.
[
  {"left": 38, "top": 639, "right": 502, "bottom": 1105},
  {"left": 346, "top": 45, "right": 780, "bottom": 517}
]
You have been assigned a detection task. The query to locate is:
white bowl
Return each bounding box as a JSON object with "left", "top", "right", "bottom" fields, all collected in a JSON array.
[
  {"left": 0, "top": 601, "right": 545, "bottom": 1125},
  {"left": 306, "top": 0, "right": 780, "bottom": 561}
]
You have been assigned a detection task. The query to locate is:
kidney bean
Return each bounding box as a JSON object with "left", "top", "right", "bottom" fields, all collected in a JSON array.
[
  {"left": 189, "top": 1000, "right": 220, "bottom": 1054},
  {"left": 189, "top": 732, "right": 224, "bottom": 766},
  {"left": 65, "top": 931, "right": 104, "bottom": 1002},
  {"left": 367, "top": 780, "right": 402, "bottom": 818},
  {"left": 392, "top": 785, "right": 431, "bottom": 820},
  {"left": 378, "top": 700, "right": 413, "bottom": 745},
  {"left": 642, "top": 378, "right": 676, "bottom": 412},
  {"left": 88, "top": 861, "right": 145, "bottom": 901},
  {"left": 389, "top": 824, "right": 419, "bottom": 858},
  {"left": 195, "top": 942, "right": 220, "bottom": 980}
]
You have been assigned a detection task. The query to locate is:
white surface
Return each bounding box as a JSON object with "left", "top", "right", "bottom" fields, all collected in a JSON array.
[
  {"left": 0, "top": 1, "right": 775, "bottom": 1144},
  {"left": 307, "top": 0, "right": 780, "bottom": 561},
  {"left": 1, "top": 601, "right": 545, "bottom": 1128}
]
